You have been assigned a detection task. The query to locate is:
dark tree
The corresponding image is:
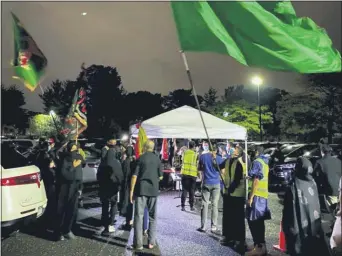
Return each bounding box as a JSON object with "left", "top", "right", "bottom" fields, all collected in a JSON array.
[
  {"left": 163, "top": 89, "right": 204, "bottom": 110},
  {"left": 122, "top": 91, "right": 165, "bottom": 128},
  {"left": 40, "top": 64, "right": 125, "bottom": 138},
  {"left": 306, "top": 72, "right": 342, "bottom": 143},
  {"left": 276, "top": 92, "right": 330, "bottom": 142},
  {"left": 203, "top": 87, "right": 218, "bottom": 107},
  {"left": 1, "top": 85, "right": 29, "bottom": 133},
  {"left": 40, "top": 79, "right": 78, "bottom": 117}
]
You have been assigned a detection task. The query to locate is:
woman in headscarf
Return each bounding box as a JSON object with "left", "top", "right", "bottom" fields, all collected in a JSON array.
[
  {"left": 121, "top": 145, "right": 136, "bottom": 229},
  {"left": 282, "top": 157, "right": 329, "bottom": 256}
]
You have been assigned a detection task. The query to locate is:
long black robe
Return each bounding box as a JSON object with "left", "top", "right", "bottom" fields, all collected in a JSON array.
[
  {"left": 282, "top": 157, "right": 330, "bottom": 256},
  {"left": 120, "top": 146, "right": 136, "bottom": 216}
]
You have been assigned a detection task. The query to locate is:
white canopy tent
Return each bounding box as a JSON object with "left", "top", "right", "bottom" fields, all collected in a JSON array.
[
  {"left": 130, "top": 105, "right": 249, "bottom": 199},
  {"left": 129, "top": 105, "right": 247, "bottom": 140}
]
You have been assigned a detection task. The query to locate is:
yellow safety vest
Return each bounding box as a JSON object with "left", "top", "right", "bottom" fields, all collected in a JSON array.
[
  {"left": 248, "top": 158, "right": 269, "bottom": 199},
  {"left": 181, "top": 150, "right": 198, "bottom": 178},
  {"left": 223, "top": 157, "right": 247, "bottom": 197}
]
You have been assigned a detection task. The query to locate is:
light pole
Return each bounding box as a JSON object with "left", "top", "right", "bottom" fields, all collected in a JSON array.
[
  {"left": 49, "top": 110, "right": 59, "bottom": 134},
  {"left": 251, "top": 76, "right": 263, "bottom": 141}
]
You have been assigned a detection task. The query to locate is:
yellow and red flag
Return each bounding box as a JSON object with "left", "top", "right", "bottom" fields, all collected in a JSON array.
[{"left": 134, "top": 124, "right": 148, "bottom": 159}]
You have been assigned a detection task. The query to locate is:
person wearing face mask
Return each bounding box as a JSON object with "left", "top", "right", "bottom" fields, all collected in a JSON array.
[
  {"left": 54, "top": 141, "right": 83, "bottom": 241},
  {"left": 220, "top": 146, "right": 248, "bottom": 254},
  {"left": 282, "top": 157, "right": 330, "bottom": 256},
  {"left": 197, "top": 141, "right": 221, "bottom": 234}
]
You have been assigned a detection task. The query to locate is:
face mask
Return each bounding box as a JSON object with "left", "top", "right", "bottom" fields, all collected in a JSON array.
[
  {"left": 48, "top": 146, "right": 51, "bottom": 151},
  {"left": 203, "top": 145, "right": 209, "bottom": 151}
]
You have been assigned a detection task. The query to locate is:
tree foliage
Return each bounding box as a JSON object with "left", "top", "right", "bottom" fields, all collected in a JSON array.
[
  {"left": 209, "top": 100, "right": 273, "bottom": 139},
  {"left": 162, "top": 89, "right": 204, "bottom": 110},
  {"left": 306, "top": 73, "right": 342, "bottom": 143},
  {"left": 1, "top": 85, "right": 28, "bottom": 132},
  {"left": 29, "top": 114, "right": 56, "bottom": 137},
  {"left": 203, "top": 87, "right": 218, "bottom": 107}
]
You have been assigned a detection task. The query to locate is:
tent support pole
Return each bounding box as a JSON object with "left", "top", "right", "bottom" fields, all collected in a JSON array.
[{"left": 179, "top": 50, "right": 227, "bottom": 189}]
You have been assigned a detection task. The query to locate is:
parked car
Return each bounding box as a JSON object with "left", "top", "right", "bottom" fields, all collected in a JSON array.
[
  {"left": 269, "top": 144, "right": 317, "bottom": 191},
  {"left": 1, "top": 141, "right": 47, "bottom": 237},
  {"left": 273, "top": 144, "right": 341, "bottom": 199},
  {"left": 82, "top": 148, "right": 101, "bottom": 185},
  {"left": 1, "top": 139, "right": 38, "bottom": 157}
]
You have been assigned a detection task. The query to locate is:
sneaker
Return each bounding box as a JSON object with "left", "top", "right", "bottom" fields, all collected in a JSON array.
[
  {"left": 190, "top": 207, "right": 195, "bottom": 211},
  {"left": 211, "top": 227, "right": 221, "bottom": 235},
  {"left": 128, "top": 245, "right": 143, "bottom": 251},
  {"left": 108, "top": 225, "right": 115, "bottom": 233},
  {"left": 245, "top": 243, "right": 267, "bottom": 256},
  {"left": 54, "top": 234, "right": 65, "bottom": 241},
  {"left": 197, "top": 227, "right": 206, "bottom": 232},
  {"left": 63, "top": 232, "right": 76, "bottom": 240},
  {"left": 181, "top": 207, "right": 185, "bottom": 211}
]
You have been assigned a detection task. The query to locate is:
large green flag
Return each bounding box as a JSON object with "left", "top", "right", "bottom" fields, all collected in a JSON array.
[
  {"left": 11, "top": 12, "right": 47, "bottom": 92},
  {"left": 171, "top": 1, "right": 341, "bottom": 73}
]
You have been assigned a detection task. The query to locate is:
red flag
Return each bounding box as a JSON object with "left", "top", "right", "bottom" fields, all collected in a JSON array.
[{"left": 161, "top": 138, "right": 168, "bottom": 161}]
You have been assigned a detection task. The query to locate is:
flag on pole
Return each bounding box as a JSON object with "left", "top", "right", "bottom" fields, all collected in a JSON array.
[
  {"left": 160, "top": 138, "right": 169, "bottom": 161},
  {"left": 171, "top": 1, "right": 341, "bottom": 73},
  {"left": 60, "top": 88, "right": 88, "bottom": 140},
  {"left": 134, "top": 124, "right": 148, "bottom": 159},
  {"left": 11, "top": 12, "right": 47, "bottom": 91}
]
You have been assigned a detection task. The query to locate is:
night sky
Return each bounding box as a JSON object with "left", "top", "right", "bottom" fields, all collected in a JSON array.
[{"left": 1, "top": 1, "right": 341, "bottom": 112}]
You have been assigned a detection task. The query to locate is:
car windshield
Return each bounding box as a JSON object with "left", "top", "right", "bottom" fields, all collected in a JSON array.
[
  {"left": 281, "top": 145, "right": 302, "bottom": 155},
  {"left": 286, "top": 145, "right": 318, "bottom": 158},
  {"left": 264, "top": 148, "right": 274, "bottom": 155},
  {"left": 1, "top": 142, "right": 29, "bottom": 169}
]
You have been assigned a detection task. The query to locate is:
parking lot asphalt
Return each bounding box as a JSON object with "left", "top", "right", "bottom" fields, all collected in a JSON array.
[{"left": 2, "top": 190, "right": 286, "bottom": 256}]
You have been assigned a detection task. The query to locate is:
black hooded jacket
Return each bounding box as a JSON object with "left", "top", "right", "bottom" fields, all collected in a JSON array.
[{"left": 97, "top": 146, "right": 124, "bottom": 200}]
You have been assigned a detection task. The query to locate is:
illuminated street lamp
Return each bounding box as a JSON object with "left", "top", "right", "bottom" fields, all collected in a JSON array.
[{"left": 251, "top": 75, "right": 263, "bottom": 141}]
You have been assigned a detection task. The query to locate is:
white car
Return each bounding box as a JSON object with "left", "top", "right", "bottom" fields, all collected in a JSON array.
[{"left": 1, "top": 142, "right": 47, "bottom": 236}]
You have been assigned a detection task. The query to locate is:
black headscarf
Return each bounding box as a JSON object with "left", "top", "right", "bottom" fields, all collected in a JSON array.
[
  {"left": 282, "top": 157, "right": 329, "bottom": 256},
  {"left": 294, "top": 157, "right": 314, "bottom": 181}
]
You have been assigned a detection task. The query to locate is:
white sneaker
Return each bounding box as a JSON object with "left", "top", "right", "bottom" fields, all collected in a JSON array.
[{"left": 108, "top": 225, "right": 115, "bottom": 233}]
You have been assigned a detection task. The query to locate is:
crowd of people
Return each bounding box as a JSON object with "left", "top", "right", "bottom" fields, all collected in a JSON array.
[
  {"left": 179, "top": 140, "right": 341, "bottom": 256},
  {"left": 28, "top": 136, "right": 341, "bottom": 256}
]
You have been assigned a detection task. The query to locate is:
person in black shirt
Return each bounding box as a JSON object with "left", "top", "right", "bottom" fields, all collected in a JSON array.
[
  {"left": 130, "top": 140, "right": 163, "bottom": 251},
  {"left": 121, "top": 145, "right": 136, "bottom": 229},
  {"left": 54, "top": 141, "right": 83, "bottom": 241},
  {"left": 97, "top": 143, "right": 124, "bottom": 233}
]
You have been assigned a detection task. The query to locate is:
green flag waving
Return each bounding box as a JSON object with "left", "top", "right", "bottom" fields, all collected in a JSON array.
[
  {"left": 11, "top": 12, "right": 47, "bottom": 92},
  {"left": 171, "top": 1, "right": 341, "bottom": 73}
]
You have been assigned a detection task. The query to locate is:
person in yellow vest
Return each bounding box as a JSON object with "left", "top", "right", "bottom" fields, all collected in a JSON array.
[
  {"left": 220, "top": 146, "right": 248, "bottom": 255},
  {"left": 246, "top": 146, "right": 271, "bottom": 256},
  {"left": 181, "top": 141, "right": 198, "bottom": 211}
]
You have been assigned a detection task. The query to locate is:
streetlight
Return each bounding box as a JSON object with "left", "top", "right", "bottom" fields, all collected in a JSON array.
[
  {"left": 251, "top": 75, "right": 263, "bottom": 141},
  {"left": 49, "top": 110, "right": 59, "bottom": 133}
]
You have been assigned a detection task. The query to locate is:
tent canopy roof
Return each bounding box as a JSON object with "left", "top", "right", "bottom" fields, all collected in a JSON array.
[{"left": 130, "top": 105, "right": 247, "bottom": 140}]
